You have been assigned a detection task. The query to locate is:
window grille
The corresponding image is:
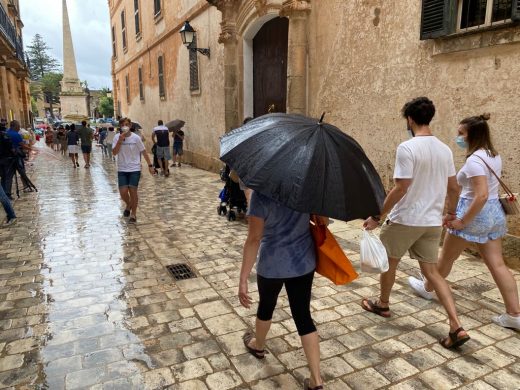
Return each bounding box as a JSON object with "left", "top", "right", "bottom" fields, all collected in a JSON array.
[
  {"left": 134, "top": 0, "right": 140, "bottom": 36},
  {"left": 189, "top": 36, "right": 200, "bottom": 91},
  {"left": 158, "top": 55, "right": 165, "bottom": 99}
]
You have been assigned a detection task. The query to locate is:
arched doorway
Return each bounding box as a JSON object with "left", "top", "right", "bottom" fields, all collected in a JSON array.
[{"left": 253, "top": 17, "right": 288, "bottom": 117}]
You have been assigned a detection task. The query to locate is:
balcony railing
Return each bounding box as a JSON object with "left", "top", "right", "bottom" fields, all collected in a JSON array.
[
  {"left": 0, "top": 2, "right": 25, "bottom": 68},
  {"left": 0, "top": 2, "right": 16, "bottom": 48}
]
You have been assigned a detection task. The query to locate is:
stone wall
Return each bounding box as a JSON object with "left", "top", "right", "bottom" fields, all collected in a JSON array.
[{"left": 110, "top": 0, "right": 226, "bottom": 170}]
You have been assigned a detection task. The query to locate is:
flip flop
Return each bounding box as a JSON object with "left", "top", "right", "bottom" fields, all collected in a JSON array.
[
  {"left": 361, "top": 298, "right": 391, "bottom": 318},
  {"left": 242, "top": 331, "right": 267, "bottom": 359},
  {"left": 440, "top": 327, "right": 470, "bottom": 349}
]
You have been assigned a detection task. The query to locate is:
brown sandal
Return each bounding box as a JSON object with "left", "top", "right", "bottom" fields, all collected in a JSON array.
[
  {"left": 440, "top": 327, "right": 470, "bottom": 349},
  {"left": 361, "top": 298, "right": 391, "bottom": 318},
  {"left": 303, "top": 378, "right": 324, "bottom": 390},
  {"left": 242, "top": 331, "right": 267, "bottom": 359}
]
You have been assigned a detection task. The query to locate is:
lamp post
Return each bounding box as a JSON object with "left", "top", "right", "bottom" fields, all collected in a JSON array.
[{"left": 179, "top": 21, "right": 210, "bottom": 58}]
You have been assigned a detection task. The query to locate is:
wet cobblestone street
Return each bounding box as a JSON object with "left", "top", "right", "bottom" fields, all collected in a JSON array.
[{"left": 0, "top": 144, "right": 519, "bottom": 389}]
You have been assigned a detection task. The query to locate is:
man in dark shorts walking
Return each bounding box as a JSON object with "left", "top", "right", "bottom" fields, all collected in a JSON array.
[
  {"left": 79, "top": 120, "right": 94, "bottom": 168},
  {"left": 171, "top": 127, "right": 184, "bottom": 167},
  {"left": 151, "top": 120, "right": 171, "bottom": 176}
]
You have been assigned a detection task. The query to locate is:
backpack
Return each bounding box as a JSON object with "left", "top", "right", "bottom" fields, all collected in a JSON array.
[{"left": 0, "top": 130, "right": 15, "bottom": 158}]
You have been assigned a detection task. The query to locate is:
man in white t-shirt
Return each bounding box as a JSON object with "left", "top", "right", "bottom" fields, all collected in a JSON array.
[
  {"left": 113, "top": 118, "right": 154, "bottom": 224},
  {"left": 361, "top": 97, "right": 470, "bottom": 349}
]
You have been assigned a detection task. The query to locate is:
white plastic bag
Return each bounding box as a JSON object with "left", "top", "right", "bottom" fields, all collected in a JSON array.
[{"left": 360, "top": 229, "right": 389, "bottom": 273}]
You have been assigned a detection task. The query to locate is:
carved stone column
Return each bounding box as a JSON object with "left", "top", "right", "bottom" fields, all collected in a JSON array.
[
  {"left": 209, "top": 0, "right": 240, "bottom": 132},
  {"left": 280, "top": 0, "right": 310, "bottom": 115}
]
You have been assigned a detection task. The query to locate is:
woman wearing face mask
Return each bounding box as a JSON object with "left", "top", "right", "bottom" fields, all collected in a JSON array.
[{"left": 409, "top": 113, "right": 520, "bottom": 330}]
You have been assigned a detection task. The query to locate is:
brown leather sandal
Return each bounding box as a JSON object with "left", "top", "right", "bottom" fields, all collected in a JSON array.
[
  {"left": 303, "top": 378, "right": 324, "bottom": 390},
  {"left": 440, "top": 327, "right": 470, "bottom": 349},
  {"left": 361, "top": 298, "right": 391, "bottom": 318},
  {"left": 242, "top": 331, "right": 267, "bottom": 359}
]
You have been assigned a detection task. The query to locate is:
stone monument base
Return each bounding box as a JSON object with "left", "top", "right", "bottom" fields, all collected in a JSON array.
[{"left": 60, "top": 93, "right": 88, "bottom": 119}]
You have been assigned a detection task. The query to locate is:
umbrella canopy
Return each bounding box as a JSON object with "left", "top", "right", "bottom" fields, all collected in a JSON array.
[
  {"left": 166, "top": 119, "right": 185, "bottom": 132},
  {"left": 220, "top": 113, "right": 386, "bottom": 221},
  {"left": 36, "top": 124, "right": 47, "bottom": 129},
  {"left": 131, "top": 122, "right": 142, "bottom": 130}
]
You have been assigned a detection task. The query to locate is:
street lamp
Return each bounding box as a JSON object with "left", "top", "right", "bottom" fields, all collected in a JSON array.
[{"left": 179, "top": 21, "right": 210, "bottom": 58}]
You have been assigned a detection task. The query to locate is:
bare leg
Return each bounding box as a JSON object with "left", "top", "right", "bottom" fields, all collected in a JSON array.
[
  {"left": 119, "top": 187, "right": 130, "bottom": 210},
  {"left": 425, "top": 233, "right": 467, "bottom": 292},
  {"left": 301, "top": 331, "right": 323, "bottom": 388},
  {"left": 250, "top": 318, "right": 271, "bottom": 351},
  {"left": 378, "top": 257, "right": 400, "bottom": 306},
  {"left": 478, "top": 239, "right": 520, "bottom": 316},
  {"left": 128, "top": 187, "right": 139, "bottom": 217},
  {"left": 69, "top": 154, "right": 75, "bottom": 166},
  {"left": 420, "top": 262, "right": 463, "bottom": 332}
]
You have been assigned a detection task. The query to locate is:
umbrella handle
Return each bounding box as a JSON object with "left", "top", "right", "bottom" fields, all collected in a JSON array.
[{"left": 318, "top": 112, "right": 326, "bottom": 124}]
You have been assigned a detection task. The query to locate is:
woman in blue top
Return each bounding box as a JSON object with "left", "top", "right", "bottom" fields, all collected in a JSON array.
[{"left": 239, "top": 191, "right": 325, "bottom": 390}]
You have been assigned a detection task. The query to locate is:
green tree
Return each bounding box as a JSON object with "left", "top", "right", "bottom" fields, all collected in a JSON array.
[
  {"left": 40, "top": 73, "right": 63, "bottom": 118},
  {"left": 98, "top": 95, "right": 114, "bottom": 118},
  {"left": 27, "top": 34, "right": 60, "bottom": 81},
  {"left": 31, "top": 97, "right": 39, "bottom": 117}
]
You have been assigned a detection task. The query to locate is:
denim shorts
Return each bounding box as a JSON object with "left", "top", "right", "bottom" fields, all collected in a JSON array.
[
  {"left": 173, "top": 143, "right": 183, "bottom": 156},
  {"left": 81, "top": 145, "right": 92, "bottom": 154},
  {"left": 117, "top": 171, "right": 141, "bottom": 188},
  {"left": 449, "top": 198, "right": 507, "bottom": 243}
]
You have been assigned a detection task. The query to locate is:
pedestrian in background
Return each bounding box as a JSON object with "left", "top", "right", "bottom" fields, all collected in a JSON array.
[
  {"left": 409, "top": 113, "right": 520, "bottom": 330},
  {"left": 363, "top": 97, "right": 469, "bottom": 349},
  {"left": 67, "top": 124, "right": 80, "bottom": 168},
  {"left": 171, "top": 127, "right": 184, "bottom": 167},
  {"left": 79, "top": 121, "right": 94, "bottom": 168},
  {"left": 57, "top": 126, "right": 67, "bottom": 155},
  {"left": 113, "top": 117, "right": 154, "bottom": 224},
  {"left": 151, "top": 120, "right": 171, "bottom": 176},
  {"left": 105, "top": 126, "right": 116, "bottom": 161},
  {"left": 99, "top": 127, "right": 108, "bottom": 157},
  {"left": 52, "top": 127, "right": 59, "bottom": 151},
  {"left": 239, "top": 191, "right": 325, "bottom": 390}
]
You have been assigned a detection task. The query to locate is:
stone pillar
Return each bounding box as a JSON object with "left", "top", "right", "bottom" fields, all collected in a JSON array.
[
  {"left": 0, "top": 63, "right": 7, "bottom": 119},
  {"left": 280, "top": 0, "right": 311, "bottom": 115},
  {"left": 210, "top": 0, "right": 240, "bottom": 132}
]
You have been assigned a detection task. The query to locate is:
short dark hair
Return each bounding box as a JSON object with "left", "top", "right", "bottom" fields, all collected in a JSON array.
[
  {"left": 243, "top": 117, "right": 253, "bottom": 124},
  {"left": 65, "top": 124, "right": 70, "bottom": 130},
  {"left": 401, "top": 97, "right": 435, "bottom": 126},
  {"left": 70, "top": 124, "right": 76, "bottom": 131},
  {"left": 108, "top": 126, "right": 114, "bottom": 131},
  {"left": 158, "top": 120, "right": 163, "bottom": 125},
  {"left": 81, "top": 120, "right": 87, "bottom": 126},
  {"left": 460, "top": 113, "right": 498, "bottom": 158},
  {"left": 10, "top": 120, "right": 19, "bottom": 129}
]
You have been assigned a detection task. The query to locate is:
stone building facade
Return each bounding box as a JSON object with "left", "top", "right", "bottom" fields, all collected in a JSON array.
[
  {"left": 109, "top": 0, "right": 520, "bottom": 189},
  {"left": 0, "top": 0, "right": 30, "bottom": 127}
]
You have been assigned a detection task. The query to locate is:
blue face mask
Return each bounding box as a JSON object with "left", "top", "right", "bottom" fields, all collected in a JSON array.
[{"left": 455, "top": 135, "right": 468, "bottom": 149}]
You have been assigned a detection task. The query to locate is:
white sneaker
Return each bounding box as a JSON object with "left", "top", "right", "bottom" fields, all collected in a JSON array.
[
  {"left": 492, "top": 313, "right": 520, "bottom": 330},
  {"left": 408, "top": 275, "right": 434, "bottom": 300}
]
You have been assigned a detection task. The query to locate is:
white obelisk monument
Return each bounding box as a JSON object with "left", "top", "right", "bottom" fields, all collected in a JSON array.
[{"left": 60, "top": 0, "right": 88, "bottom": 119}]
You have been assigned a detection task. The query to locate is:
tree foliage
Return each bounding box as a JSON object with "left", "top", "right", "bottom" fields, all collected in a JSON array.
[
  {"left": 98, "top": 95, "right": 114, "bottom": 118},
  {"left": 27, "top": 34, "right": 60, "bottom": 81}
]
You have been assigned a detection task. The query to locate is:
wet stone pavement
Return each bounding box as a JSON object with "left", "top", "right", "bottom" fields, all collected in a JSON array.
[{"left": 0, "top": 143, "right": 519, "bottom": 389}]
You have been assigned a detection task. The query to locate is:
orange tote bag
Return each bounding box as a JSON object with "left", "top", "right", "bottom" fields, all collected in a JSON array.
[{"left": 309, "top": 216, "right": 358, "bottom": 285}]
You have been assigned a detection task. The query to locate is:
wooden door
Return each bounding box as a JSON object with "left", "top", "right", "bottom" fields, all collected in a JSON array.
[{"left": 253, "top": 17, "right": 288, "bottom": 117}]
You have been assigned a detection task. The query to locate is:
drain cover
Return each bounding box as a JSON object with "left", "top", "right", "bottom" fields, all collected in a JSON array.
[{"left": 166, "top": 264, "right": 197, "bottom": 281}]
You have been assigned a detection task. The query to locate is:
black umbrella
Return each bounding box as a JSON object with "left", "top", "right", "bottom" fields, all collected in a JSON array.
[
  {"left": 132, "top": 122, "right": 142, "bottom": 130},
  {"left": 220, "top": 113, "right": 385, "bottom": 221},
  {"left": 166, "top": 119, "right": 185, "bottom": 132}
]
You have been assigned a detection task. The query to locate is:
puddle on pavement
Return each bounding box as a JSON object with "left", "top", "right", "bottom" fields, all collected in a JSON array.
[{"left": 33, "top": 151, "right": 152, "bottom": 388}]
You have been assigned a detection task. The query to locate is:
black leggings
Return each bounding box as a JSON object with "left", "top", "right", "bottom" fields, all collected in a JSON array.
[{"left": 256, "top": 270, "right": 316, "bottom": 336}]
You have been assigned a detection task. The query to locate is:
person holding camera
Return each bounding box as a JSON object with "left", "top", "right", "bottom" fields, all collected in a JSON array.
[
  {"left": 113, "top": 117, "right": 154, "bottom": 224},
  {"left": 0, "top": 125, "right": 16, "bottom": 226}
]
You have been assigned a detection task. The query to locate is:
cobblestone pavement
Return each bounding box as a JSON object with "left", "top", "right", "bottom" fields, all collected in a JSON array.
[{"left": 0, "top": 143, "right": 519, "bottom": 389}]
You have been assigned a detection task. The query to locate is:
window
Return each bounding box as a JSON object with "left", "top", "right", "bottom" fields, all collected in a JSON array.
[
  {"left": 420, "top": 0, "right": 519, "bottom": 40},
  {"left": 158, "top": 55, "right": 165, "bottom": 99},
  {"left": 154, "top": 0, "right": 161, "bottom": 17},
  {"left": 134, "top": 0, "right": 140, "bottom": 37},
  {"left": 138, "top": 67, "right": 144, "bottom": 101},
  {"left": 458, "top": 0, "right": 512, "bottom": 30},
  {"left": 125, "top": 74, "right": 130, "bottom": 103},
  {"left": 121, "top": 10, "right": 127, "bottom": 51},
  {"left": 111, "top": 26, "right": 117, "bottom": 57},
  {"left": 189, "top": 36, "right": 200, "bottom": 91}
]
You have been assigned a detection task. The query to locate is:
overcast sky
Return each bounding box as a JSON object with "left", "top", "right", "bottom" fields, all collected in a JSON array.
[{"left": 20, "top": 0, "right": 112, "bottom": 90}]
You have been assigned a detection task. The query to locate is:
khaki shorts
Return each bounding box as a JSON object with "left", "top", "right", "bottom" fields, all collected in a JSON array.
[{"left": 380, "top": 221, "right": 442, "bottom": 263}]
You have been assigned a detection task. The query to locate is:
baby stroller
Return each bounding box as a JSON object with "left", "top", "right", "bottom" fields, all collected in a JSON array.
[{"left": 218, "top": 165, "right": 247, "bottom": 221}]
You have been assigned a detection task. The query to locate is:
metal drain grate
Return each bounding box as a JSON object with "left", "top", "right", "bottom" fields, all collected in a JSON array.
[{"left": 166, "top": 264, "right": 197, "bottom": 281}]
